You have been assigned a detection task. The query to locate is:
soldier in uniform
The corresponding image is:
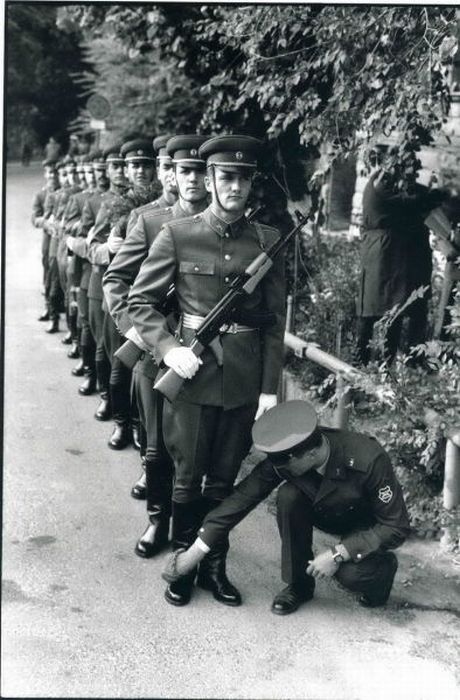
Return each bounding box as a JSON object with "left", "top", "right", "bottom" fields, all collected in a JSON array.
[
  {"left": 151, "top": 134, "right": 178, "bottom": 209},
  {"left": 104, "top": 134, "right": 210, "bottom": 558},
  {"left": 102, "top": 138, "right": 156, "bottom": 450},
  {"left": 32, "top": 158, "right": 59, "bottom": 321},
  {"left": 57, "top": 157, "right": 83, "bottom": 346},
  {"left": 87, "top": 145, "right": 128, "bottom": 432},
  {"left": 43, "top": 160, "right": 70, "bottom": 334},
  {"left": 163, "top": 400, "right": 411, "bottom": 614},
  {"left": 69, "top": 151, "right": 109, "bottom": 385},
  {"left": 128, "top": 135, "right": 286, "bottom": 606}
]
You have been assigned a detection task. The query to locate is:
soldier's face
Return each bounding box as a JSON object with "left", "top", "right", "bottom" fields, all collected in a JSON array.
[
  {"left": 84, "top": 166, "right": 96, "bottom": 188},
  {"left": 44, "top": 167, "right": 58, "bottom": 187},
  {"left": 58, "top": 169, "right": 67, "bottom": 187},
  {"left": 94, "top": 167, "right": 108, "bottom": 187},
  {"left": 107, "top": 162, "right": 126, "bottom": 186},
  {"left": 271, "top": 437, "right": 330, "bottom": 477},
  {"left": 66, "top": 167, "right": 77, "bottom": 184},
  {"left": 206, "top": 167, "right": 253, "bottom": 213},
  {"left": 126, "top": 161, "right": 154, "bottom": 188},
  {"left": 174, "top": 164, "right": 207, "bottom": 202},
  {"left": 157, "top": 160, "right": 177, "bottom": 194}
]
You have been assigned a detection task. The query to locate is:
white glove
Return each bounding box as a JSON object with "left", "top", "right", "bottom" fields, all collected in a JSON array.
[
  {"left": 164, "top": 347, "right": 202, "bottom": 379},
  {"left": 107, "top": 228, "right": 124, "bottom": 255},
  {"left": 254, "top": 393, "right": 278, "bottom": 421},
  {"left": 125, "top": 326, "right": 148, "bottom": 351}
]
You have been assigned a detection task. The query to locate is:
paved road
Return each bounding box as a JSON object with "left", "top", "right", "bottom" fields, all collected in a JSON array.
[{"left": 2, "top": 163, "right": 459, "bottom": 699}]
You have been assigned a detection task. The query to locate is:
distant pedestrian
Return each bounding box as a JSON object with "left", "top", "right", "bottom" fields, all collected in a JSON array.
[
  {"left": 45, "top": 137, "right": 61, "bottom": 162},
  {"left": 21, "top": 141, "right": 32, "bottom": 166}
]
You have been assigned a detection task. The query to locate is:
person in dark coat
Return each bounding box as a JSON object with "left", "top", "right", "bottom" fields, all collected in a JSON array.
[
  {"left": 356, "top": 150, "right": 446, "bottom": 365},
  {"left": 162, "top": 400, "right": 411, "bottom": 615}
]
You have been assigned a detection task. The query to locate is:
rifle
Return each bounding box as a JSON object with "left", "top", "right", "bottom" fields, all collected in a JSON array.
[
  {"left": 154, "top": 209, "right": 308, "bottom": 402},
  {"left": 114, "top": 205, "right": 265, "bottom": 371}
]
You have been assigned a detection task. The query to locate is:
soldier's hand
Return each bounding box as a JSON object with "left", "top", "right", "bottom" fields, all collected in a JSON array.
[
  {"left": 307, "top": 550, "right": 339, "bottom": 579},
  {"left": 164, "top": 347, "right": 202, "bottom": 379},
  {"left": 255, "top": 393, "right": 277, "bottom": 421},
  {"left": 107, "top": 228, "right": 124, "bottom": 255}
]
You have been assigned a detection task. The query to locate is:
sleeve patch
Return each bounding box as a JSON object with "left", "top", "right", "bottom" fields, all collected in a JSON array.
[{"left": 378, "top": 485, "right": 393, "bottom": 503}]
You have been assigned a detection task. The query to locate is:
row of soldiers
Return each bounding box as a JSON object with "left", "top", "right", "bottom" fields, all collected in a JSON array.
[
  {"left": 31, "top": 134, "right": 413, "bottom": 614},
  {"left": 32, "top": 133, "right": 286, "bottom": 607}
]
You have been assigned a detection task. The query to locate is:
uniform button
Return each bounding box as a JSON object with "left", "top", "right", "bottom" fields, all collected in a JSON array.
[
  {"left": 179, "top": 338, "right": 184, "bottom": 344},
  {"left": 224, "top": 254, "right": 231, "bottom": 261},
  {"left": 224, "top": 232, "right": 230, "bottom": 238},
  {"left": 194, "top": 265, "right": 199, "bottom": 271},
  {"left": 357, "top": 553, "right": 362, "bottom": 560},
  {"left": 224, "top": 276, "right": 230, "bottom": 283}
]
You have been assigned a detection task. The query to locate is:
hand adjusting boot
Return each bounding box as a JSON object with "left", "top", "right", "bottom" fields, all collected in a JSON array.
[
  {"left": 108, "top": 422, "right": 131, "bottom": 450},
  {"left": 271, "top": 583, "right": 314, "bottom": 616},
  {"left": 164, "top": 501, "right": 200, "bottom": 606}
]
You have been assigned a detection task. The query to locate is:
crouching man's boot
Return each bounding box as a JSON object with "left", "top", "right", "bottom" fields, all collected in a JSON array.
[{"left": 164, "top": 500, "right": 202, "bottom": 607}]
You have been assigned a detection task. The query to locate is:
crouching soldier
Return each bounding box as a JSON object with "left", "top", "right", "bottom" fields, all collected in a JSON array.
[{"left": 162, "top": 400, "right": 411, "bottom": 614}]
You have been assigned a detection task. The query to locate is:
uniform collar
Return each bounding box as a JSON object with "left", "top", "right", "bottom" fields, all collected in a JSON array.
[
  {"left": 174, "top": 199, "right": 208, "bottom": 219},
  {"left": 203, "top": 206, "right": 246, "bottom": 238}
]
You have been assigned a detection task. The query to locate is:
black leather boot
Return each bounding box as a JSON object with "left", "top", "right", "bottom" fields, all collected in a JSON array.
[
  {"left": 164, "top": 500, "right": 202, "bottom": 606},
  {"left": 67, "top": 313, "right": 80, "bottom": 356},
  {"left": 131, "top": 459, "right": 147, "bottom": 499},
  {"left": 197, "top": 537, "right": 242, "bottom": 606},
  {"left": 72, "top": 358, "right": 85, "bottom": 377},
  {"left": 108, "top": 422, "right": 131, "bottom": 449},
  {"left": 38, "top": 309, "right": 50, "bottom": 322},
  {"left": 135, "top": 505, "right": 170, "bottom": 558},
  {"left": 45, "top": 317, "right": 59, "bottom": 334},
  {"left": 78, "top": 346, "right": 97, "bottom": 395},
  {"left": 95, "top": 391, "right": 111, "bottom": 421},
  {"left": 61, "top": 331, "right": 72, "bottom": 345},
  {"left": 67, "top": 343, "right": 80, "bottom": 358},
  {"left": 132, "top": 422, "right": 141, "bottom": 451}
]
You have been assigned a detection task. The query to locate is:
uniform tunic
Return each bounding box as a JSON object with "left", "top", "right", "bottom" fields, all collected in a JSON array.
[{"left": 198, "top": 427, "right": 410, "bottom": 557}]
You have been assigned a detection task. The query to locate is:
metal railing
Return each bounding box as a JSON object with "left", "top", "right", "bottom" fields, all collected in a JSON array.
[{"left": 283, "top": 318, "right": 460, "bottom": 512}]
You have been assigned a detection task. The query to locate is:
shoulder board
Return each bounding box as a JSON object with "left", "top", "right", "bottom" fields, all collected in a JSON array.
[{"left": 142, "top": 206, "right": 172, "bottom": 221}]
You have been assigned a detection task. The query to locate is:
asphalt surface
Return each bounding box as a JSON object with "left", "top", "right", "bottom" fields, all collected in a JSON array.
[{"left": 2, "top": 163, "right": 459, "bottom": 699}]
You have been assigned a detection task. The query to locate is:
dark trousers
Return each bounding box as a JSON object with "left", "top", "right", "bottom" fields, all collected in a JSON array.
[
  {"left": 276, "top": 482, "right": 398, "bottom": 605},
  {"left": 47, "top": 257, "right": 64, "bottom": 321},
  {"left": 41, "top": 232, "right": 50, "bottom": 288},
  {"left": 356, "top": 298, "right": 428, "bottom": 365},
  {"left": 163, "top": 400, "right": 257, "bottom": 503},
  {"left": 77, "top": 287, "right": 96, "bottom": 353},
  {"left": 103, "top": 312, "right": 132, "bottom": 425},
  {"left": 133, "top": 369, "right": 173, "bottom": 512},
  {"left": 89, "top": 297, "right": 111, "bottom": 390}
]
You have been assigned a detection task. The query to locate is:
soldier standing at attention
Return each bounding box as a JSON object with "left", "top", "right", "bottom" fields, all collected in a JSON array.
[
  {"left": 102, "top": 138, "right": 156, "bottom": 450},
  {"left": 104, "top": 134, "right": 210, "bottom": 558},
  {"left": 87, "top": 145, "right": 127, "bottom": 428},
  {"left": 43, "top": 160, "right": 70, "bottom": 334},
  {"left": 69, "top": 152, "right": 109, "bottom": 386},
  {"left": 162, "top": 400, "right": 411, "bottom": 615},
  {"left": 128, "top": 135, "right": 286, "bottom": 606},
  {"left": 32, "top": 158, "right": 59, "bottom": 321}
]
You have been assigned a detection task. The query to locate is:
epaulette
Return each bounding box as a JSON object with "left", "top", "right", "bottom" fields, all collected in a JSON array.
[{"left": 142, "top": 205, "right": 172, "bottom": 222}]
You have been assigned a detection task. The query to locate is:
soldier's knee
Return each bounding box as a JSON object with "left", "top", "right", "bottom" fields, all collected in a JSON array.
[{"left": 276, "top": 482, "right": 305, "bottom": 512}]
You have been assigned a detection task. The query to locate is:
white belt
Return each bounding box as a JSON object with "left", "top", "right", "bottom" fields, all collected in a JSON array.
[{"left": 181, "top": 312, "right": 255, "bottom": 334}]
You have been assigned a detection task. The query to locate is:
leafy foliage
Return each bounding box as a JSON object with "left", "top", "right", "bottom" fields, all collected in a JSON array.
[{"left": 6, "top": 4, "right": 87, "bottom": 152}]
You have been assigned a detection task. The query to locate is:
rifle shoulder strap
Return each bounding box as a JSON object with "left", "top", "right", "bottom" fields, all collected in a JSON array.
[{"left": 253, "top": 222, "right": 266, "bottom": 251}]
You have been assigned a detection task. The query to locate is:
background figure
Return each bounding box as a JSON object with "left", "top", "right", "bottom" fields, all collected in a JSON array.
[
  {"left": 355, "top": 149, "right": 447, "bottom": 366},
  {"left": 21, "top": 141, "right": 32, "bottom": 166},
  {"left": 44, "top": 136, "right": 61, "bottom": 162}
]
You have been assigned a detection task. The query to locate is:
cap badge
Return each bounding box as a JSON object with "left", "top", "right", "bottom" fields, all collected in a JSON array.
[
  {"left": 236, "top": 151, "right": 243, "bottom": 161},
  {"left": 190, "top": 149, "right": 197, "bottom": 156}
]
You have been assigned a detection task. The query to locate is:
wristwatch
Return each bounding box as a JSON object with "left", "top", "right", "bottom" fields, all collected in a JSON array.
[{"left": 330, "top": 545, "right": 345, "bottom": 564}]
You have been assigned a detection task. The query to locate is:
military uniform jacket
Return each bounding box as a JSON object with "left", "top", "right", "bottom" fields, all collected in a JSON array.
[
  {"left": 357, "top": 175, "right": 444, "bottom": 317},
  {"left": 128, "top": 206, "right": 286, "bottom": 408},
  {"left": 104, "top": 199, "right": 207, "bottom": 379},
  {"left": 73, "top": 189, "right": 107, "bottom": 290},
  {"left": 87, "top": 189, "right": 126, "bottom": 301},
  {"left": 31, "top": 186, "right": 50, "bottom": 227},
  {"left": 198, "top": 428, "right": 411, "bottom": 561}
]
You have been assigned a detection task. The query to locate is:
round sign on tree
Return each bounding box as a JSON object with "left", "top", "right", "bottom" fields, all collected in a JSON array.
[{"left": 86, "top": 94, "right": 111, "bottom": 120}]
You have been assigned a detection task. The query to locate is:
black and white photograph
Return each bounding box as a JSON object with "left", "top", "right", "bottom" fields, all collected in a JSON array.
[{"left": 2, "top": 2, "right": 460, "bottom": 698}]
